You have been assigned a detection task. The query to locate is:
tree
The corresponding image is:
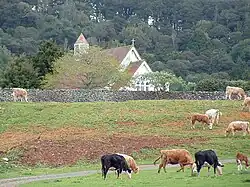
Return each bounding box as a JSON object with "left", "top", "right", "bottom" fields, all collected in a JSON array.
[
  {"left": 0, "top": 56, "right": 40, "bottom": 88},
  {"left": 0, "top": 46, "right": 12, "bottom": 70},
  {"left": 43, "top": 46, "right": 131, "bottom": 89},
  {"left": 140, "top": 71, "right": 184, "bottom": 91},
  {"left": 32, "top": 40, "right": 63, "bottom": 78}
]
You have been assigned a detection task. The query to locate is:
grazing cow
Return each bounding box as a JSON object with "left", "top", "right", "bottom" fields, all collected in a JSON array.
[
  {"left": 116, "top": 153, "right": 139, "bottom": 173},
  {"left": 225, "top": 86, "right": 246, "bottom": 100},
  {"left": 191, "top": 113, "right": 212, "bottom": 130},
  {"left": 12, "top": 88, "right": 28, "bottom": 102},
  {"left": 242, "top": 97, "right": 250, "bottom": 112},
  {"left": 153, "top": 149, "right": 195, "bottom": 175},
  {"left": 193, "top": 150, "right": 224, "bottom": 176},
  {"left": 205, "top": 109, "right": 222, "bottom": 128},
  {"left": 236, "top": 152, "right": 249, "bottom": 171},
  {"left": 101, "top": 154, "right": 132, "bottom": 180},
  {"left": 225, "top": 121, "right": 250, "bottom": 136}
]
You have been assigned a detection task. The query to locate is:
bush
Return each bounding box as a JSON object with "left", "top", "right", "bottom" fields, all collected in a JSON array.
[
  {"left": 196, "top": 79, "right": 250, "bottom": 91},
  {"left": 196, "top": 79, "right": 226, "bottom": 91}
]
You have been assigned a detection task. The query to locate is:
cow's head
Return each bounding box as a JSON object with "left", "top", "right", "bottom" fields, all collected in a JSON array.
[{"left": 216, "top": 166, "right": 223, "bottom": 175}]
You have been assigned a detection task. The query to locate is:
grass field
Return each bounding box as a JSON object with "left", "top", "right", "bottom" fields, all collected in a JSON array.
[
  {"left": 0, "top": 100, "right": 250, "bottom": 179},
  {"left": 20, "top": 164, "right": 250, "bottom": 187}
]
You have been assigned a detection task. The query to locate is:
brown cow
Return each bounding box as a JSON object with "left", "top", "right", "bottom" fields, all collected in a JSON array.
[
  {"left": 225, "top": 86, "right": 246, "bottom": 100},
  {"left": 12, "top": 88, "right": 28, "bottom": 102},
  {"left": 242, "top": 97, "right": 250, "bottom": 112},
  {"left": 225, "top": 121, "right": 250, "bottom": 136},
  {"left": 153, "top": 149, "right": 195, "bottom": 175},
  {"left": 191, "top": 113, "right": 212, "bottom": 129},
  {"left": 236, "top": 152, "right": 249, "bottom": 171}
]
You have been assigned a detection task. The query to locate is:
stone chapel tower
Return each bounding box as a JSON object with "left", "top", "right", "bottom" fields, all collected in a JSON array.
[{"left": 74, "top": 33, "right": 89, "bottom": 55}]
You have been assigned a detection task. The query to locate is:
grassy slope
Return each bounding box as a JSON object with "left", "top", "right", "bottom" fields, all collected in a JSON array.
[
  {"left": 20, "top": 164, "right": 250, "bottom": 187},
  {"left": 0, "top": 100, "right": 249, "bottom": 178}
]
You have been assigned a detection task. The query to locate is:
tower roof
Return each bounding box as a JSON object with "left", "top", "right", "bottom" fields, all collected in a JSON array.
[{"left": 75, "top": 33, "right": 88, "bottom": 44}]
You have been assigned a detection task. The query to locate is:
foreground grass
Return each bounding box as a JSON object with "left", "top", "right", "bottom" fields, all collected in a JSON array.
[
  {"left": 21, "top": 164, "right": 250, "bottom": 187},
  {"left": 0, "top": 100, "right": 249, "bottom": 179}
]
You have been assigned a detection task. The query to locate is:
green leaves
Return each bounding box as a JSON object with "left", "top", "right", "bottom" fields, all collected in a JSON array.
[{"left": 43, "top": 46, "right": 130, "bottom": 89}]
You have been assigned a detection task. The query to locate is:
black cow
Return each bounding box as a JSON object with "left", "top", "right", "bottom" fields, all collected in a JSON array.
[
  {"left": 101, "top": 154, "right": 132, "bottom": 180},
  {"left": 193, "top": 150, "right": 224, "bottom": 176}
]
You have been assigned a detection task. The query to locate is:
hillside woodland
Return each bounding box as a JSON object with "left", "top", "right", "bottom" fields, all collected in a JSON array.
[{"left": 0, "top": 0, "right": 250, "bottom": 90}]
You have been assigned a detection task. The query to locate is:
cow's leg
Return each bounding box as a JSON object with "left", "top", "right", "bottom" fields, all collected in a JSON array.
[
  {"left": 24, "top": 96, "right": 28, "bottom": 102},
  {"left": 176, "top": 164, "right": 184, "bottom": 172},
  {"left": 158, "top": 159, "right": 167, "bottom": 173},
  {"left": 117, "top": 168, "right": 122, "bottom": 179},
  {"left": 13, "top": 96, "right": 17, "bottom": 102},
  {"left": 229, "top": 93, "right": 232, "bottom": 100},
  {"left": 232, "top": 130, "right": 235, "bottom": 136},
  {"left": 237, "top": 160, "right": 241, "bottom": 171},
  {"left": 191, "top": 120, "right": 195, "bottom": 129},
  {"left": 216, "top": 115, "right": 219, "bottom": 125},
  {"left": 162, "top": 159, "right": 167, "bottom": 173},
  {"left": 207, "top": 166, "right": 211, "bottom": 176},
  {"left": 213, "top": 163, "right": 218, "bottom": 175},
  {"left": 196, "top": 161, "right": 204, "bottom": 176},
  {"left": 126, "top": 170, "right": 132, "bottom": 179},
  {"left": 103, "top": 167, "right": 109, "bottom": 180}
]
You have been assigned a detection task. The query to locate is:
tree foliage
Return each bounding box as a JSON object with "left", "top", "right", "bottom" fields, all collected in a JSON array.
[
  {"left": 1, "top": 0, "right": 250, "bottom": 89},
  {"left": 43, "top": 47, "right": 131, "bottom": 89}
]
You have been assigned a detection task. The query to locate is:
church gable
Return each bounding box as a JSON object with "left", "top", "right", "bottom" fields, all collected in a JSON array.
[{"left": 121, "top": 47, "right": 141, "bottom": 68}]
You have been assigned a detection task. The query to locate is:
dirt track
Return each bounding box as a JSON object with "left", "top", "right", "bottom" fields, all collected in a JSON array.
[{"left": 0, "top": 159, "right": 235, "bottom": 187}]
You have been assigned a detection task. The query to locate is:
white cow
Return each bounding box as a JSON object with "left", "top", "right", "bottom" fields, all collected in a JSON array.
[
  {"left": 225, "top": 121, "right": 250, "bottom": 136},
  {"left": 225, "top": 86, "right": 246, "bottom": 100},
  {"left": 205, "top": 109, "right": 222, "bottom": 129}
]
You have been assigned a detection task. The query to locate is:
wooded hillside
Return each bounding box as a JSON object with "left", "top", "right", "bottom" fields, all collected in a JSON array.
[{"left": 0, "top": 0, "right": 250, "bottom": 89}]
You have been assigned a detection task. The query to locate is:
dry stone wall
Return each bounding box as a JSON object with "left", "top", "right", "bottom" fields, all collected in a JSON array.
[{"left": 0, "top": 89, "right": 232, "bottom": 102}]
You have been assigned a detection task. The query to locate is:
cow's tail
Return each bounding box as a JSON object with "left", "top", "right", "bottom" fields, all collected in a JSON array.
[{"left": 153, "top": 156, "right": 161, "bottom": 165}]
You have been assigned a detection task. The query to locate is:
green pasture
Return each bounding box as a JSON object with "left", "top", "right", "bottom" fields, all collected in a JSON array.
[
  {"left": 20, "top": 164, "right": 250, "bottom": 187},
  {"left": 0, "top": 100, "right": 249, "bottom": 179}
]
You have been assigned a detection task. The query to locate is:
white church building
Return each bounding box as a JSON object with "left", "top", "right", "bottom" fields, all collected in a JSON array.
[{"left": 74, "top": 33, "right": 155, "bottom": 91}]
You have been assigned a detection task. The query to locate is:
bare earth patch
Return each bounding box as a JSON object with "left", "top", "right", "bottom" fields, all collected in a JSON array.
[{"left": 0, "top": 127, "right": 208, "bottom": 166}]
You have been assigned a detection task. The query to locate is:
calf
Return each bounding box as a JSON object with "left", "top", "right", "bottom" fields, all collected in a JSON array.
[
  {"left": 205, "top": 109, "right": 222, "bottom": 128},
  {"left": 101, "top": 154, "right": 132, "bottom": 180},
  {"left": 12, "top": 88, "right": 28, "bottom": 102},
  {"left": 242, "top": 97, "right": 250, "bottom": 112},
  {"left": 191, "top": 113, "right": 212, "bottom": 130},
  {"left": 225, "top": 86, "right": 246, "bottom": 100},
  {"left": 225, "top": 121, "right": 250, "bottom": 136},
  {"left": 153, "top": 149, "right": 195, "bottom": 175},
  {"left": 236, "top": 152, "right": 249, "bottom": 171},
  {"left": 116, "top": 153, "right": 139, "bottom": 174},
  {"left": 193, "top": 150, "right": 224, "bottom": 176}
]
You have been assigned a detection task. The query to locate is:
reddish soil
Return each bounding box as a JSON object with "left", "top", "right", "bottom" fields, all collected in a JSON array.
[{"left": 0, "top": 127, "right": 208, "bottom": 167}]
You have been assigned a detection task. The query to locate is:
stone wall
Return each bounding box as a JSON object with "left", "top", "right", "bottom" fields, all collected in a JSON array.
[{"left": 0, "top": 89, "right": 232, "bottom": 102}]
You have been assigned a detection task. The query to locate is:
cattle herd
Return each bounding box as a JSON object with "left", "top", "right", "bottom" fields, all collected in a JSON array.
[{"left": 9, "top": 86, "right": 250, "bottom": 180}]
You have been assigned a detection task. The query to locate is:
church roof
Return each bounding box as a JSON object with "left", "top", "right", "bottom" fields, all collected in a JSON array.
[
  {"left": 127, "top": 60, "right": 144, "bottom": 75},
  {"left": 75, "top": 33, "right": 88, "bottom": 44},
  {"left": 104, "top": 46, "right": 131, "bottom": 63}
]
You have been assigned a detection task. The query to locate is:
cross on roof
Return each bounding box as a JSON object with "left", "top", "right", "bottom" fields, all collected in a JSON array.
[{"left": 131, "top": 38, "right": 135, "bottom": 46}]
